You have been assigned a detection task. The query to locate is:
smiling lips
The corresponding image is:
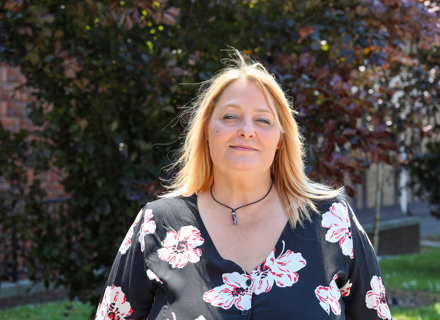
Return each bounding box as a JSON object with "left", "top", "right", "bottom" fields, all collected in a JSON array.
[{"left": 230, "top": 145, "right": 257, "bottom": 151}]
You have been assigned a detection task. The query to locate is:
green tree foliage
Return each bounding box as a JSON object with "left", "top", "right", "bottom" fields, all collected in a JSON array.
[
  {"left": 1, "top": 0, "right": 181, "bottom": 302},
  {"left": 410, "top": 141, "right": 440, "bottom": 219},
  {"left": 0, "top": 125, "right": 46, "bottom": 282},
  {"left": 1, "top": 0, "right": 439, "bottom": 304}
]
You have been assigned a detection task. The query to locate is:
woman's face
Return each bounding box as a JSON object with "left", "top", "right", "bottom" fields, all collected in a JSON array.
[{"left": 207, "top": 80, "right": 281, "bottom": 175}]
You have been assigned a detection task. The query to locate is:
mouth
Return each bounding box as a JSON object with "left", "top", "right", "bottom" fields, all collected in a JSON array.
[{"left": 230, "top": 145, "right": 257, "bottom": 151}]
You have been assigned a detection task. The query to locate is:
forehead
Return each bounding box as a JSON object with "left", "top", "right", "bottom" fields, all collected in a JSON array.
[{"left": 214, "top": 80, "right": 277, "bottom": 113}]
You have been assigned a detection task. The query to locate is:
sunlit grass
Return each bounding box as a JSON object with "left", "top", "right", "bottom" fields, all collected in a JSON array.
[
  {"left": 379, "top": 247, "right": 440, "bottom": 292},
  {"left": 391, "top": 303, "right": 440, "bottom": 320}
]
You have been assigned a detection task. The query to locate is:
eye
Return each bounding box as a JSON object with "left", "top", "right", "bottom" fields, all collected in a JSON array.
[
  {"left": 223, "top": 114, "right": 238, "bottom": 120},
  {"left": 257, "top": 118, "right": 271, "bottom": 125}
]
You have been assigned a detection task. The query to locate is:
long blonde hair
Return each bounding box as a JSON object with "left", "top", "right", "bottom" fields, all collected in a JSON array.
[{"left": 162, "top": 50, "right": 342, "bottom": 227}]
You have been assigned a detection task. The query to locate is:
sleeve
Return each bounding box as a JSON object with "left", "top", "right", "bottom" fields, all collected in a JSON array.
[
  {"left": 95, "top": 205, "right": 157, "bottom": 320},
  {"left": 341, "top": 200, "right": 393, "bottom": 320}
]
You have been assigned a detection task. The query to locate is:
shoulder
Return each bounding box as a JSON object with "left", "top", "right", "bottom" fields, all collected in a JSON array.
[
  {"left": 312, "top": 194, "right": 366, "bottom": 241},
  {"left": 313, "top": 194, "right": 351, "bottom": 215},
  {"left": 142, "top": 194, "right": 198, "bottom": 225},
  {"left": 309, "top": 194, "right": 361, "bottom": 232},
  {"left": 146, "top": 196, "right": 191, "bottom": 211}
]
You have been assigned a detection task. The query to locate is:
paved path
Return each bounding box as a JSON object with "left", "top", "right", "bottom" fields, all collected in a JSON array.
[
  {"left": 356, "top": 201, "right": 440, "bottom": 239},
  {"left": 406, "top": 202, "right": 440, "bottom": 239},
  {"left": 420, "top": 240, "right": 440, "bottom": 248},
  {"left": 419, "top": 212, "right": 440, "bottom": 238}
]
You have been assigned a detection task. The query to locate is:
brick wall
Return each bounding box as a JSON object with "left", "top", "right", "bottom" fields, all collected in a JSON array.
[
  {"left": 366, "top": 224, "right": 420, "bottom": 255},
  {"left": 0, "top": 63, "right": 65, "bottom": 199},
  {"left": 362, "top": 216, "right": 421, "bottom": 255},
  {"left": 0, "top": 64, "right": 33, "bottom": 132}
]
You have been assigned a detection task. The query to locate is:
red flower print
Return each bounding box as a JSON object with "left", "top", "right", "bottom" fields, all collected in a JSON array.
[
  {"left": 157, "top": 225, "right": 204, "bottom": 268},
  {"left": 138, "top": 209, "right": 156, "bottom": 252},
  {"left": 340, "top": 279, "right": 352, "bottom": 297},
  {"left": 147, "top": 269, "right": 163, "bottom": 284},
  {"left": 251, "top": 241, "right": 306, "bottom": 294},
  {"left": 203, "top": 272, "right": 254, "bottom": 311},
  {"left": 95, "top": 285, "right": 133, "bottom": 320},
  {"left": 315, "top": 274, "right": 342, "bottom": 315},
  {"left": 119, "top": 210, "right": 143, "bottom": 255},
  {"left": 366, "top": 275, "right": 392, "bottom": 319},
  {"left": 322, "top": 202, "right": 354, "bottom": 259}
]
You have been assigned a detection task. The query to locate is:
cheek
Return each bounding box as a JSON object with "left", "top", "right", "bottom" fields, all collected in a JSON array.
[
  {"left": 209, "top": 121, "right": 230, "bottom": 140},
  {"left": 208, "top": 124, "right": 223, "bottom": 150},
  {"left": 206, "top": 120, "right": 217, "bottom": 140},
  {"left": 263, "top": 132, "right": 282, "bottom": 151},
  {"left": 208, "top": 123, "right": 220, "bottom": 139}
]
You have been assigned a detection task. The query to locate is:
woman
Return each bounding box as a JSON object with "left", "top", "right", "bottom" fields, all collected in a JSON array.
[{"left": 96, "top": 51, "right": 391, "bottom": 320}]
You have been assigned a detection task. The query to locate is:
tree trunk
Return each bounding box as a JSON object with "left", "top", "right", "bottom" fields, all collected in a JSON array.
[
  {"left": 400, "top": 144, "right": 408, "bottom": 215},
  {"left": 373, "top": 162, "right": 384, "bottom": 253}
]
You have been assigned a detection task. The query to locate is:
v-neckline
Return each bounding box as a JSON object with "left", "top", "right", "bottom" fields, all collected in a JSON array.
[{"left": 184, "top": 193, "right": 291, "bottom": 274}]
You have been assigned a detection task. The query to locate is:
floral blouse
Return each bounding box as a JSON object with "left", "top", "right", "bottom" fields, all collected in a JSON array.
[{"left": 95, "top": 194, "right": 392, "bottom": 320}]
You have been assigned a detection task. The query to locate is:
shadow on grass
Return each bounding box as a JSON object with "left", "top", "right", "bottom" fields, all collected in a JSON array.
[{"left": 0, "top": 301, "right": 94, "bottom": 320}]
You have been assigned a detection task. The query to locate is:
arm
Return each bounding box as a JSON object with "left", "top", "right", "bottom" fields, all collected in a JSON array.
[
  {"left": 342, "top": 200, "right": 392, "bottom": 320},
  {"left": 95, "top": 205, "right": 156, "bottom": 320}
]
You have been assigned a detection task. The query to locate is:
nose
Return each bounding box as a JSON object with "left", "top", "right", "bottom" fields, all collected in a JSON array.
[{"left": 238, "top": 117, "right": 255, "bottom": 138}]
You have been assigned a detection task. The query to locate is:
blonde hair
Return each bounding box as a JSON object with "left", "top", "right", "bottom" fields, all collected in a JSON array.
[{"left": 162, "top": 50, "right": 342, "bottom": 227}]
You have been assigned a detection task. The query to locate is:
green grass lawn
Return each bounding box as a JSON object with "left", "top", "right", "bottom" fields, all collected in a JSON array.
[
  {"left": 0, "top": 301, "right": 94, "bottom": 320},
  {"left": 0, "top": 248, "right": 439, "bottom": 320},
  {"left": 391, "top": 303, "right": 440, "bottom": 320},
  {"left": 379, "top": 247, "right": 440, "bottom": 320},
  {"left": 380, "top": 247, "right": 440, "bottom": 293}
]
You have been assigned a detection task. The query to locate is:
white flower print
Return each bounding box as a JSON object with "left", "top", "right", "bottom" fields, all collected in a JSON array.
[
  {"left": 340, "top": 279, "right": 352, "bottom": 297},
  {"left": 345, "top": 200, "right": 374, "bottom": 249},
  {"left": 119, "top": 209, "right": 143, "bottom": 255},
  {"left": 138, "top": 209, "right": 156, "bottom": 252},
  {"left": 315, "top": 274, "right": 342, "bottom": 315},
  {"left": 147, "top": 269, "right": 163, "bottom": 284},
  {"left": 322, "top": 202, "right": 354, "bottom": 259},
  {"left": 251, "top": 241, "right": 306, "bottom": 295},
  {"left": 366, "top": 275, "right": 392, "bottom": 319},
  {"left": 157, "top": 225, "right": 204, "bottom": 268},
  {"left": 203, "top": 272, "right": 254, "bottom": 311},
  {"left": 95, "top": 285, "right": 133, "bottom": 320}
]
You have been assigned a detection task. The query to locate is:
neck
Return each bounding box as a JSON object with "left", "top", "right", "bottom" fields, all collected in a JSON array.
[{"left": 210, "top": 170, "right": 273, "bottom": 209}]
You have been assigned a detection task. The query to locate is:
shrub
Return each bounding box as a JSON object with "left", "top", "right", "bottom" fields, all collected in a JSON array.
[{"left": 1, "top": 0, "right": 438, "bottom": 305}]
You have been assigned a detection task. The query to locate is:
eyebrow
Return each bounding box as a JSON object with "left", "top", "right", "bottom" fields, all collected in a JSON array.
[{"left": 219, "top": 103, "right": 274, "bottom": 114}]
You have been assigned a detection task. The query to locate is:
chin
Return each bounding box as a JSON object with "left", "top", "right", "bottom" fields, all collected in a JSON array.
[{"left": 224, "top": 160, "right": 265, "bottom": 172}]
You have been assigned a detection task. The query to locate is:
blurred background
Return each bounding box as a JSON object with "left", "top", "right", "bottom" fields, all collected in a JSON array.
[{"left": 0, "top": 0, "right": 440, "bottom": 318}]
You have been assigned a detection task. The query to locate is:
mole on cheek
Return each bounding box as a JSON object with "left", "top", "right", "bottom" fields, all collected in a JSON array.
[{"left": 217, "top": 130, "right": 219, "bottom": 133}]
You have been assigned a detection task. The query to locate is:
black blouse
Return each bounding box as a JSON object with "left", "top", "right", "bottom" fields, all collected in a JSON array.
[{"left": 95, "top": 194, "right": 392, "bottom": 320}]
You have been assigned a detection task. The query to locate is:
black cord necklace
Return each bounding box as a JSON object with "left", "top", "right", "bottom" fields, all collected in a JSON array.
[{"left": 210, "top": 179, "right": 274, "bottom": 226}]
